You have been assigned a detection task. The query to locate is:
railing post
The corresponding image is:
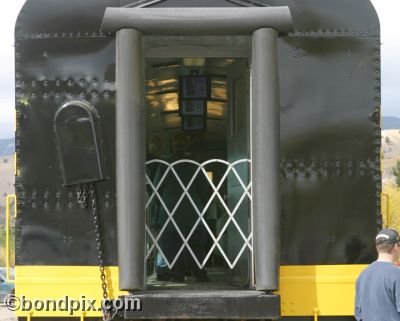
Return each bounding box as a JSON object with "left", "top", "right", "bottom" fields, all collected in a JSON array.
[
  {"left": 6, "top": 194, "right": 16, "bottom": 282},
  {"left": 251, "top": 28, "right": 281, "bottom": 291},
  {"left": 116, "top": 28, "right": 146, "bottom": 291}
]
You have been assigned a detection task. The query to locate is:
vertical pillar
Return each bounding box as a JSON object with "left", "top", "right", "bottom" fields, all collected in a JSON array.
[
  {"left": 116, "top": 28, "right": 145, "bottom": 291},
  {"left": 251, "top": 28, "right": 280, "bottom": 291}
]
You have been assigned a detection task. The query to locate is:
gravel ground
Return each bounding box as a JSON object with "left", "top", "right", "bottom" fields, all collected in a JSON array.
[{"left": 0, "top": 306, "right": 17, "bottom": 321}]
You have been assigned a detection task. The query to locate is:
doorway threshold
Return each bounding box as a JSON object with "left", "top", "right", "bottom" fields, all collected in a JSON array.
[{"left": 122, "top": 290, "right": 280, "bottom": 319}]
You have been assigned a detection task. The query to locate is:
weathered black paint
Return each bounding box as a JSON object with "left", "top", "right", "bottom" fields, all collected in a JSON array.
[
  {"left": 123, "top": 291, "right": 280, "bottom": 319},
  {"left": 15, "top": 0, "right": 380, "bottom": 270}
]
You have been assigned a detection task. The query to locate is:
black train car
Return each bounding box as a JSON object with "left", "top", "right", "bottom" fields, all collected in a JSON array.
[{"left": 13, "top": 0, "right": 381, "bottom": 320}]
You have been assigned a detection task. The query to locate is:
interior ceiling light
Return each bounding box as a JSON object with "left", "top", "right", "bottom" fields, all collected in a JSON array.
[{"left": 183, "top": 57, "right": 206, "bottom": 67}]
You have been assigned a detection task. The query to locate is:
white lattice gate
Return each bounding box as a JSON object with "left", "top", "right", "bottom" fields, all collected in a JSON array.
[{"left": 145, "top": 159, "right": 252, "bottom": 271}]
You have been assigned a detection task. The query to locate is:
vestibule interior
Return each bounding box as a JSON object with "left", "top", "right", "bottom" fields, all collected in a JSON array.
[{"left": 144, "top": 56, "right": 252, "bottom": 288}]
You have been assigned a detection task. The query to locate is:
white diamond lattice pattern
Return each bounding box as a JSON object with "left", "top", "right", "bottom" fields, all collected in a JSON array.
[{"left": 145, "top": 159, "right": 252, "bottom": 270}]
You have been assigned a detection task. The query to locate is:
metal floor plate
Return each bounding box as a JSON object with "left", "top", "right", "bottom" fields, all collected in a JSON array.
[{"left": 123, "top": 290, "right": 280, "bottom": 319}]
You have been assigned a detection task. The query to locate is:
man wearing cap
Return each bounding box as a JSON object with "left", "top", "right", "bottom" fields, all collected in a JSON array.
[{"left": 355, "top": 228, "right": 400, "bottom": 321}]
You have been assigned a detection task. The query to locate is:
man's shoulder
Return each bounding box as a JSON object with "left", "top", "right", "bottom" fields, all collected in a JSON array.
[{"left": 359, "top": 261, "right": 400, "bottom": 279}]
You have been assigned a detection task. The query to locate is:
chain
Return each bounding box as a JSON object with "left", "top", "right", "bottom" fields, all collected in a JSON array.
[
  {"left": 77, "top": 185, "right": 89, "bottom": 209},
  {"left": 77, "top": 184, "right": 117, "bottom": 321},
  {"left": 88, "top": 184, "right": 108, "bottom": 300}
]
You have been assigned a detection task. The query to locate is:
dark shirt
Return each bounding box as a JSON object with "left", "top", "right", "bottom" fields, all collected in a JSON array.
[{"left": 355, "top": 261, "right": 400, "bottom": 321}]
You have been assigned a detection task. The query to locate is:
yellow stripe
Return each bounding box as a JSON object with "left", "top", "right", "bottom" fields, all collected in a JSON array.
[
  {"left": 15, "top": 266, "right": 127, "bottom": 317},
  {"left": 278, "top": 264, "right": 366, "bottom": 316},
  {"left": 15, "top": 264, "right": 367, "bottom": 317}
]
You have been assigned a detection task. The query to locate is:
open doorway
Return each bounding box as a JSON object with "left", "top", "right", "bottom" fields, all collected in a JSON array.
[{"left": 144, "top": 57, "right": 252, "bottom": 288}]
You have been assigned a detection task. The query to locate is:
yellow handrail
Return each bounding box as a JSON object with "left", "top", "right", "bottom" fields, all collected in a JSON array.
[
  {"left": 6, "top": 194, "right": 16, "bottom": 282},
  {"left": 313, "top": 308, "right": 319, "bottom": 321},
  {"left": 381, "top": 193, "right": 390, "bottom": 228}
]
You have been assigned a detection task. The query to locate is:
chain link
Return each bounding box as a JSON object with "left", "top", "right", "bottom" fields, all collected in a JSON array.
[
  {"left": 77, "top": 185, "right": 89, "bottom": 209},
  {"left": 78, "top": 184, "right": 117, "bottom": 321},
  {"left": 88, "top": 184, "right": 108, "bottom": 300}
]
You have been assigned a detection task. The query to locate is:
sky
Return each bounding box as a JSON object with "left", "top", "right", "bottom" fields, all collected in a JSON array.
[{"left": 0, "top": 0, "right": 398, "bottom": 138}]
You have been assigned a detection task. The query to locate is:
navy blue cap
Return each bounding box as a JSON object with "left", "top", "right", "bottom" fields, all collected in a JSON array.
[{"left": 375, "top": 228, "right": 400, "bottom": 245}]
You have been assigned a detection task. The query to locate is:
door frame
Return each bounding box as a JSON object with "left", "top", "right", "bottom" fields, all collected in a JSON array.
[{"left": 102, "top": 6, "right": 293, "bottom": 291}]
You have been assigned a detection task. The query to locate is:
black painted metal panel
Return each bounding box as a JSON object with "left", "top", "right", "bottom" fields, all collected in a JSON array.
[
  {"left": 279, "top": 35, "right": 381, "bottom": 264},
  {"left": 15, "top": 0, "right": 380, "bottom": 268},
  {"left": 15, "top": 36, "right": 117, "bottom": 265},
  {"left": 123, "top": 291, "right": 280, "bottom": 319}
]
